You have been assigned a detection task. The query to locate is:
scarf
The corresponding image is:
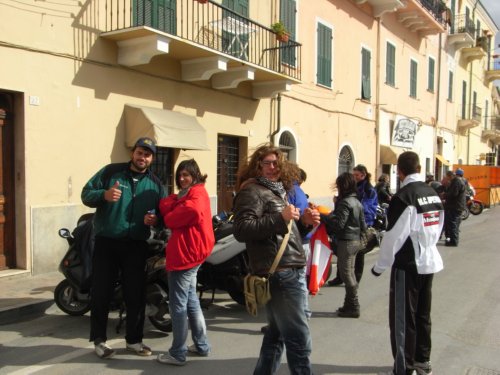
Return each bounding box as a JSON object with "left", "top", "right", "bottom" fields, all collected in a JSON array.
[{"left": 256, "top": 176, "right": 286, "bottom": 199}]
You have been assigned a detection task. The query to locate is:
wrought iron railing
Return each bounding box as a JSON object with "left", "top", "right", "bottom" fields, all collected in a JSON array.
[
  {"left": 417, "top": 0, "right": 447, "bottom": 26},
  {"left": 450, "top": 14, "right": 475, "bottom": 37},
  {"left": 103, "top": 0, "right": 301, "bottom": 80}
]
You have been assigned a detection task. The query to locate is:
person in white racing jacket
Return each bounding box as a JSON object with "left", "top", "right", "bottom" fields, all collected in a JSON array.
[{"left": 372, "top": 151, "right": 444, "bottom": 375}]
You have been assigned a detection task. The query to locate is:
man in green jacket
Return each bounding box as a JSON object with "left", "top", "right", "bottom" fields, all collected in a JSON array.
[{"left": 81, "top": 137, "right": 165, "bottom": 359}]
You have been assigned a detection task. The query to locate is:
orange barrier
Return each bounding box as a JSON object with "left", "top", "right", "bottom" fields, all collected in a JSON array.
[{"left": 452, "top": 165, "right": 500, "bottom": 207}]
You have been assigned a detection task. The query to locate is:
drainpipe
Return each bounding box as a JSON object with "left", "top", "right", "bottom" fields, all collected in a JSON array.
[
  {"left": 435, "top": 33, "right": 442, "bottom": 176},
  {"left": 270, "top": 93, "right": 282, "bottom": 145},
  {"left": 467, "top": 0, "right": 481, "bottom": 164}
]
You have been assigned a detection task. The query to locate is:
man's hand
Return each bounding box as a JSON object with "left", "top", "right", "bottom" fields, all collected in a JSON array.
[
  {"left": 301, "top": 207, "right": 320, "bottom": 227},
  {"left": 144, "top": 213, "right": 158, "bottom": 226},
  {"left": 282, "top": 204, "right": 300, "bottom": 222},
  {"left": 104, "top": 181, "right": 122, "bottom": 202}
]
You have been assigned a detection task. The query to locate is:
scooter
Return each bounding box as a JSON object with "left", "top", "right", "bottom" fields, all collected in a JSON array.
[
  {"left": 196, "top": 212, "right": 249, "bottom": 305},
  {"left": 54, "top": 213, "right": 172, "bottom": 333},
  {"left": 461, "top": 184, "right": 484, "bottom": 220}
]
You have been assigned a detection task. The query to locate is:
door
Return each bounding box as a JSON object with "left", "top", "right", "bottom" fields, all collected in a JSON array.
[
  {"left": 217, "top": 135, "right": 239, "bottom": 213},
  {"left": 221, "top": 0, "right": 249, "bottom": 60},
  {"left": 0, "top": 93, "right": 15, "bottom": 270}
]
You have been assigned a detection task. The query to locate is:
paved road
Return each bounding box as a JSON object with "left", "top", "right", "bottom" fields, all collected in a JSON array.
[{"left": 1, "top": 208, "right": 499, "bottom": 375}]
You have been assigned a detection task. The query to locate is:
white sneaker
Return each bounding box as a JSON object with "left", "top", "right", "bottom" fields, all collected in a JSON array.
[
  {"left": 126, "top": 342, "right": 152, "bottom": 356},
  {"left": 94, "top": 342, "right": 115, "bottom": 359},
  {"left": 157, "top": 352, "right": 186, "bottom": 366}
]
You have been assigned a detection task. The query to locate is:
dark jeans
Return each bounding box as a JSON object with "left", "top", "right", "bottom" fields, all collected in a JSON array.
[
  {"left": 444, "top": 209, "right": 461, "bottom": 245},
  {"left": 254, "top": 267, "right": 312, "bottom": 375},
  {"left": 389, "top": 268, "right": 433, "bottom": 375},
  {"left": 90, "top": 237, "right": 148, "bottom": 345}
]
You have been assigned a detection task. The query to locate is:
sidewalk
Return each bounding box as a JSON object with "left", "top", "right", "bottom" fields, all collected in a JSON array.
[{"left": 0, "top": 270, "right": 62, "bottom": 325}]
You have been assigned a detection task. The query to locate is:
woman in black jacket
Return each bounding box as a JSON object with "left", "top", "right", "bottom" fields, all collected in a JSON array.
[{"left": 321, "top": 172, "right": 366, "bottom": 318}]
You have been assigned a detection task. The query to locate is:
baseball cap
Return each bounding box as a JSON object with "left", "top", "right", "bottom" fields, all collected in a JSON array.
[
  {"left": 134, "top": 137, "right": 156, "bottom": 154},
  {"left": 455, "top": 168, "right": 464, "bottom": 176}
]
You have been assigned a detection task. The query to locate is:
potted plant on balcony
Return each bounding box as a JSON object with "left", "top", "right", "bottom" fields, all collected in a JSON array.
[{"left": 271, "top": 21, "right": 289, "bottom": 42}]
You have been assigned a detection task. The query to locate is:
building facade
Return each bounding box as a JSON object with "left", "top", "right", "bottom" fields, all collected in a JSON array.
[{"left": 0, "top": 0, "right": 498, "bottom": 276}]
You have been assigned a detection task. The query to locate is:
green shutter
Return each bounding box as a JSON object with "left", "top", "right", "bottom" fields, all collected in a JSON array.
[
  {"left": 410, "top": 60, "right": 417, "bottom": 98},
  {"left": 386, "top": 43, "right": 395, "bottom": 86},
  {"left": 361, "top": 48, "right": 371, "bottom": 100},
  {"left": 133, "top": 0, "right": 176, "bottom": 34},
  {"left": 448, "top": 71, "right": 454, "bottom": 101},
  {"left": 428, "top": 57, "right": 435, "bottom": 92},
  {"left": 317, "top": 24, "right": 332, "bottom": 87},
  {"left": 280, "top": 0, "right": 296, "bottom": 66}
]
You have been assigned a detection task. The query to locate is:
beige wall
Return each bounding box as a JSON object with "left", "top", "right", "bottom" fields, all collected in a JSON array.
[{"left": 1, "top": 0, "right": 497, "bottom": 274}]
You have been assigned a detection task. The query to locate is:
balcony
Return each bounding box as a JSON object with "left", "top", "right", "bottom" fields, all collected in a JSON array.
[
  {"left": 482, "top": 117, "right": 500, "bottom": 144},
  {"left": 485, "top": 60, "right": 500, "bottom": 83},
  {"left": 100, "top": 0, "right": 302, "bottom": 99},
  {"left": 353, "top": 0, "right": 447, "bottom": 34},
  {"left": 396, "top": 0, "right": 448, "bottom": 35},
  {"left": 458, "top": 105, "right": 482, "bottom": 131},
  {"left": 461, "top": 37, "right": 488, "bottom": 62},
  {"left": 353, "top": 0, "right": 405, "bottom": 17},
  {"left": 447, "top": 14, "right": 475, "bottom": 48}
]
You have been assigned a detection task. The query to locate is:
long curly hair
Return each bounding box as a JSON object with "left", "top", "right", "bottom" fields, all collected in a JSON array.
[{"left": 236, "top": 143, "right": 298, "bottom": 192}]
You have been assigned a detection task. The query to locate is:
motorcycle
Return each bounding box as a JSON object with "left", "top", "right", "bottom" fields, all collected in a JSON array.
[
  {"left": 54, "top": 213, "right": 172, "bottom": 333},
  {"left": 461, "top": 196, "right": 484, "bottom": 220},
  {"left": 461, "top": 185, "right": 484, "bottom": 220},
  {"left": 196, "top": 211, "right": 249, "bottom": 305}
]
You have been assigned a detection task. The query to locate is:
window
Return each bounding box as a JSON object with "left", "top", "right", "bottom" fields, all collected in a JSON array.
[
  {"left": 386, "top": 42, "right": 396, "bottom": 86},
  {"left": 361, "top": 48, "right": 371, "bottom": 100},
  {"left": 280, "top": 0, "right": 297, "bottom": 66},
  {"left": 448, "top": 70, "right": 454, "bottom": 101},
  {"left": 279, "top": 131, "right": 297, "bottom": 161},
  {"left": 427, "top": 57, "right": 435, "bottom": 92},
  {"left": 410, "top": 59, "right": 418, "bottom": 98},
  {"left": 317, "top": 23, "right": 332, "bottom": 88},
  {"left": 150, "top": 147, "right": 174, "bottom": 195},
  {"left": 338, "top": 146, "right": 354, "bottom": 175}
]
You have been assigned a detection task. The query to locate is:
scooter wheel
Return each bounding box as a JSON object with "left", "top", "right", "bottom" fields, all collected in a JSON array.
[
  {"left": 148, "top": 303, "right": 172, "bottom": 332},
  {"left": 228, "top": 289, "right": 246, "bottom": 305},
  {"left": 469, "top": 202, "right": 483, "bottom": 215},
  {"left": 54, "top": 279, "right": 91, "bottom": 316}
]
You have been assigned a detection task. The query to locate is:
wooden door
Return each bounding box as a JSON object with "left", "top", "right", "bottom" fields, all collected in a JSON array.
[
  {"left": 217, "top": 135, "right": 239, "bottom": 213},
  {"left": 0, "top": 93, "right": 15, "bottom": 270}
]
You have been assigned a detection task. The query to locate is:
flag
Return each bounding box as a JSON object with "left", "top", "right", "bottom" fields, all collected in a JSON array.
[{"left": 308, "top": 223, "right": 332, "bottom": 295}]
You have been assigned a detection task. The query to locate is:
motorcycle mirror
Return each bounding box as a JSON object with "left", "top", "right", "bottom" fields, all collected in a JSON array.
[{"left": 58, "top": 228, "right": 71, "bottom": 238}]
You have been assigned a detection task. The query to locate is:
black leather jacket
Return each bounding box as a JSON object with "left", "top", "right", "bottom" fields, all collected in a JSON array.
[
  {"left": 233, "top": 182, "right": 309, "bottom": 276},
  {"left": 321, "top": 193, "right": 366, "bottom": 240}
]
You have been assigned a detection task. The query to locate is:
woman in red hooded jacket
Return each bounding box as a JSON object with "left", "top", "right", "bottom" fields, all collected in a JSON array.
[{"left": 157, "top": 159, "right": 214, "bottom": 366}]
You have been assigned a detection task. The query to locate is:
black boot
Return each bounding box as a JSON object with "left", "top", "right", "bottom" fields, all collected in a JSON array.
[{"left": 337, "top": 287, "right": 360, "bottom": 318}]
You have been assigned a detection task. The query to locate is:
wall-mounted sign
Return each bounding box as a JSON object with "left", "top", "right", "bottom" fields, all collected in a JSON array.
[{"left": 391, "top": 116, "right": 418, "bottom": 148}]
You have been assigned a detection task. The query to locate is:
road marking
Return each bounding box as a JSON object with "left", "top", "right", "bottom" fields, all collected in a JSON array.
[{"left": 6, "top": 338, "right": 125, "bottom": 375}]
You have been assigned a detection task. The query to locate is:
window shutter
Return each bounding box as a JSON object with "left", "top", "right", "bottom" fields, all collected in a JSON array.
[
  {"left": 361, "top": 48, "right": 371, "bottom": 100},
  {"left": 386, "top": 43, "right": 395, "bottom": 86},
  {"left": 317, "top": 24, "right": 332, "bottom": 87}
]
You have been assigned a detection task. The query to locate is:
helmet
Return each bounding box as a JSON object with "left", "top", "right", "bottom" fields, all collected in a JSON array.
[{"left": 455, "top": 168, "right": 464, "bottom": 176}]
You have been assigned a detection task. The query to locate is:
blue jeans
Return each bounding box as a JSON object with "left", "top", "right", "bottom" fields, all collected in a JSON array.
[
  {"left": 254, "top": 267, "right": 312, "bottom": 375},
  {"left": 167, "top": 265, "right": 210, "bottom": 361}
]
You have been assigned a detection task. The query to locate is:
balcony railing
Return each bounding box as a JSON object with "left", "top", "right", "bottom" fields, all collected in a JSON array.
[
  {"left": 103, "top": 0, "right": 301, "bottom": 80},
  {"left": 416, "top": 0, "right": 447, "bottom": 26},
  {"left": 450, "top": 14, "right": 475, "bottom": 36}
]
